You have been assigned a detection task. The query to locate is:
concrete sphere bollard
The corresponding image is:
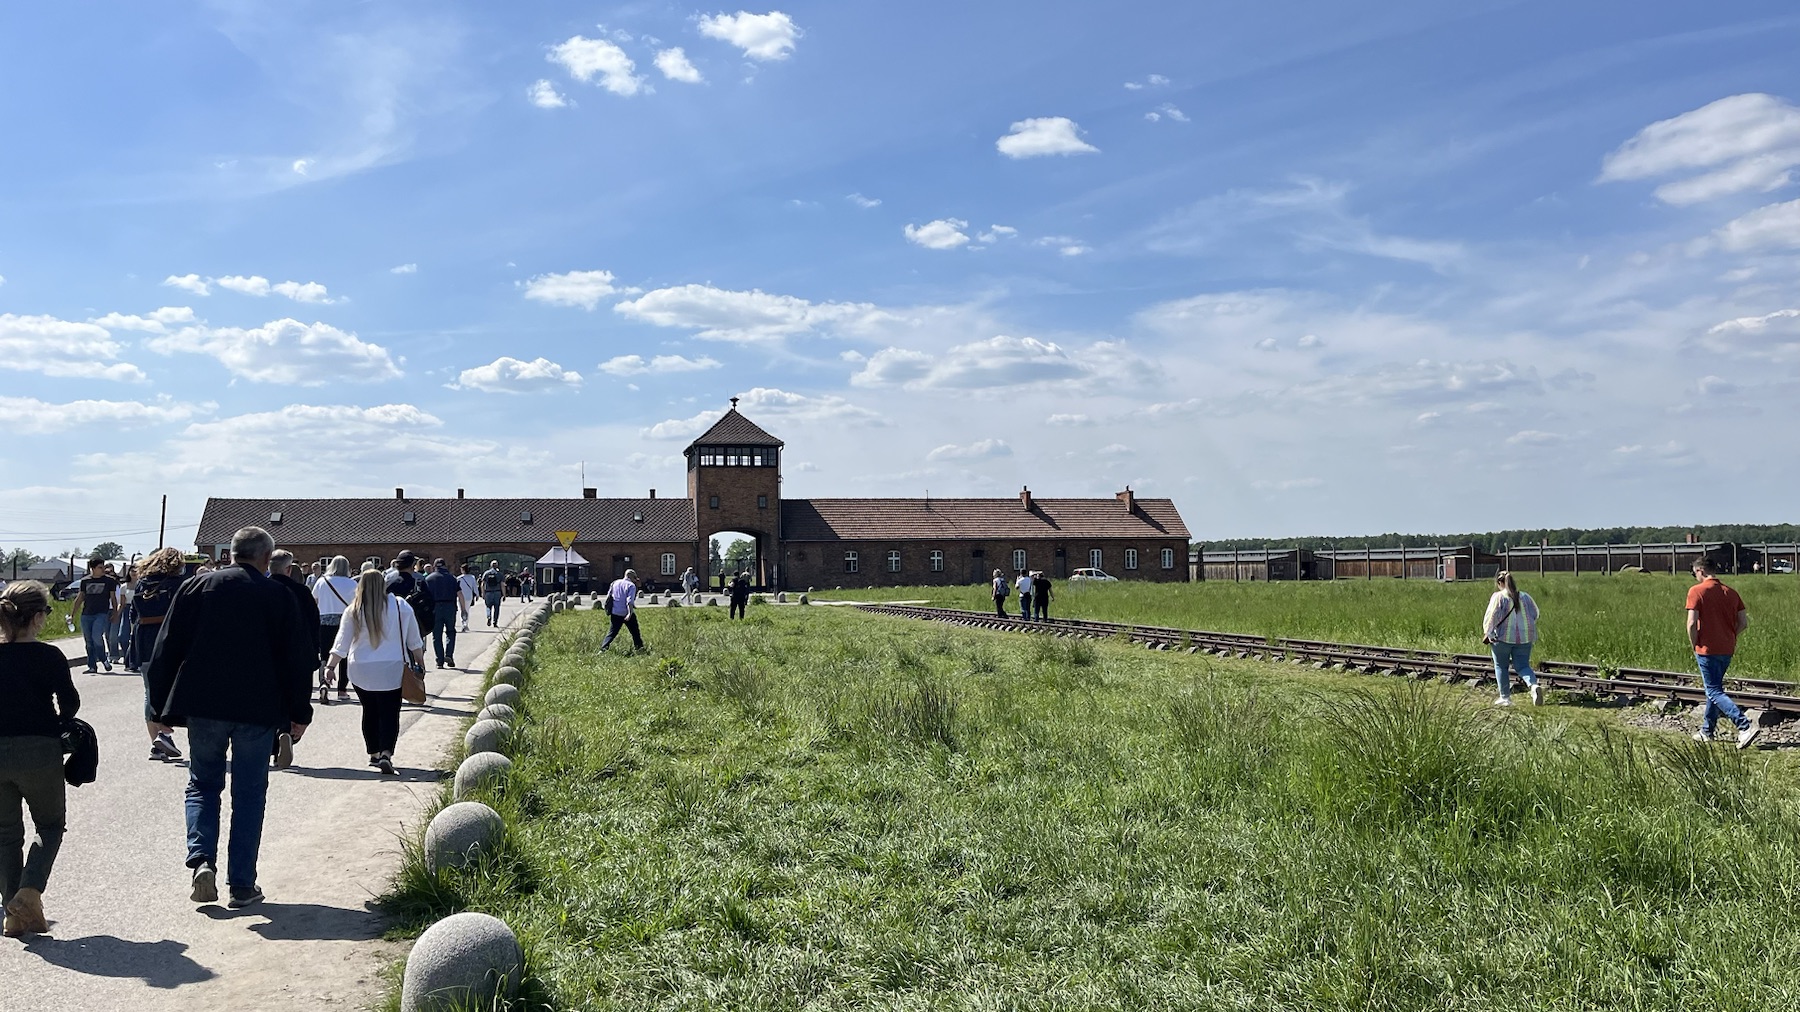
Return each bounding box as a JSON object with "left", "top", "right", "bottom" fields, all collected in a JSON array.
[
  {"left": 453, "top": 752, "right": 513, "bottom": 802},
  {"left": 484, "top": 683, "right": 521, "bottom": 708},
  {"left": 465, "top": 718, "right": 511, "bottom": 756},
  {"left": 477, "top": 703, "right": 518, "bottom": 725},
  {"left": 423, "top": 801, "right": 504, "bottom": 874},
  {"left": 492, "top": 665, "right": 523, "bottom": 687},
  {"left": 400, "top": 911, "right": 522, "bottom": 1012},
  {"left": 552, "top": 601, "right": 565, "bottom": 614},
  {"left": 501, "top": 652, "right": 528, "bottom": 672},
  {"left": 706, "top": 597, "right": 719, "bottom": 607}
]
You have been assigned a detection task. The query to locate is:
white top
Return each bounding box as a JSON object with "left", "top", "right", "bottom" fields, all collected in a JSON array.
[
  {"left": 458, "top": 573, "right": 479, "bottom": 603},
  {"left": 1016, "top": 574, "right": 1033, "bottom": 595},
  {"left": 312, "top": 575, "right": 359, "bottom": 619},
  {"left": 329, "top": 597, "right": 423, "bottom": 692}
]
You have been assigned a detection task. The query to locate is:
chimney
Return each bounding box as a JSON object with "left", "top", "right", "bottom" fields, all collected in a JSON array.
[
  {"left": 649, "top": 488, "right": 656, "bottom": 499},
  {"left": 395, "top": 487, "right": 405, "bottom": 500},
  {"left": 583, "top": 488, "right": 597, "bottom": 499},
  {"left": 456, "top": 488, "right": 465, "bottom": 499},
  {"left": 1116, "top": 486, "right": 1136, "bottom": 512},
  {"left": 1020, "top": 485, "right": 1033, "bottom": 510}
]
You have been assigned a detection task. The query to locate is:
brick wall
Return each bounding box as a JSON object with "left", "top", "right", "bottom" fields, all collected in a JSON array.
[
  {"left": 690, "top": 461, "right": 781, "bottom": 585},
  {"left": 779, "top": 538, "right": 1190, "bottom": 589}
]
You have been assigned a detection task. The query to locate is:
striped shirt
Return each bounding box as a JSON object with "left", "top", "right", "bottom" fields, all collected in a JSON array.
[{"left": 1482, "top": 590, "right": 1538, "bottom": 644}]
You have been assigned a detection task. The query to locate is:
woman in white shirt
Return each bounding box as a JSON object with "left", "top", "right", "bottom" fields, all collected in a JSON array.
[
  {"left": 324, "top": 570, "right": 423, "bottom": 775},
  {"left": 311, "top": 556, "right": 360, "bottom": 704}
]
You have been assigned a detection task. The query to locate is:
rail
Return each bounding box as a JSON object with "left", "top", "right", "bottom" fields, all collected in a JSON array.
[{"left": 854, "top": 604, "right": 1800, "bottom": 719}]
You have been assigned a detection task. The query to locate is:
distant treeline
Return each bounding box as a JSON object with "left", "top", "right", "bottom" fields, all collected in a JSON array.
[{"left": 1199, "top": 525, "right": 1800, "bottom": 554}]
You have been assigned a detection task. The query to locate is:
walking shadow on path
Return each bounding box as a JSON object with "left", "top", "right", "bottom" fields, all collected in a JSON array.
[
  {"left": 202, "top": 901, "right": 387, "bottom": 942},
  {"left": 22, "top": 935, "right": 215, "bottom": 989}
]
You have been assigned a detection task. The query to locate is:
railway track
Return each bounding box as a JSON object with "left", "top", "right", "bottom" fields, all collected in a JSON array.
[{"left": 855, "top": 604, "right": 1800, "bottom": 720}]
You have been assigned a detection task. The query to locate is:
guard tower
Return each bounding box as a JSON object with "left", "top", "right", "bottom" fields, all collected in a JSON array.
[{"left": 685, "top": 398, "right": 784, "bottom": 588}]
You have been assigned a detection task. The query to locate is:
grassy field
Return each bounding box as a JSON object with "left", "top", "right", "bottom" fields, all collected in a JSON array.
[
  {"left": 807, "top": 574, "right": 1800, "bottom": 679},
  {"left": 386, "top": 607, "right": 1800, "bottom": 1011}
]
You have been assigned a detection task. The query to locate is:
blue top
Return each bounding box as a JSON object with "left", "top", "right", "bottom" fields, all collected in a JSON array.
[{"left": 606, "top": 578, "right": 638, "bottom": 616}]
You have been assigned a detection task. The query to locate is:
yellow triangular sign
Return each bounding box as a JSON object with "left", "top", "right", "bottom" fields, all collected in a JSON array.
[{"left": 555, "top": 531, "right": 578, "bottom": 549}]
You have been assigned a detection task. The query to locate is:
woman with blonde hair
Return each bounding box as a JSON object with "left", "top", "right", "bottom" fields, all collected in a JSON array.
[
  {"left": 1481, "top": 570, "right": 1542, "bottom": 707},
  {"left": 0, "top": 581, "right": 77, "bottom": 936},
  {"left": 324, "top": 570, "right": 423, "bottom": 775},
  {"left": 132, "top": 547, "right": 189, "bottom": 761}
]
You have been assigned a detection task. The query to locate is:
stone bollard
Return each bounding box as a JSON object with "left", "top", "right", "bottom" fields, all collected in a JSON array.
[
  {"left": 477, "top": 703, "right": 518, "bottom": 726},
  {"left": 484, "top": 684, "right": 521, "bottom": 709},
  {"left": 777, "top": 592, "right": 786, "bottom": 603},
  {"left": 798, "top": 594, "right": 810, "bottom": 605},
  {"left": 423, "top": 801, "right": 504, "bottom": 873},
  {"left": 465, "top": 718, "right": 510, "bottom": 756},
  {"left": 664, "top": 598, "right": 680, "bottom": 607},
  {"left": 552, "top": 601, "right": 565, "bottom": 614},
  {"left": 706, "top": 597, "right": 718, "bottom": 607},
  {"left": 646, "top": 594, "right": 658, "bottom": 605},
  {"left": 400, "top": 911, "right": 523, "bottom": 1012},
  {"left": 453, "top": 752, "right": 512, "bottom": 801},
  {"left": 492, "top": 665, "right": 524, "bottom": 687}
]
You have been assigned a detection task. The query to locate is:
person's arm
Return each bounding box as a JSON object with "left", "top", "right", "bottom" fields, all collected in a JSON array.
[
  {"left": 1738, "top": 607, "right": 1750, "bottom": 633},
  {"left": 1480, "top": 594, "right": 1500, "bottom": 642},
  {"left": 277, "top": 592, "right": 314, "bottom": 737},
  {"left": 1686, "top": 608, "right": 1702, "bottom": 648}
]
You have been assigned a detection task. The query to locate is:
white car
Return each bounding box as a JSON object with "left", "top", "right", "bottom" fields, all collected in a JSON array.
[{"left": 1069, "top": 568, "right": 1118, "bottom": 582}]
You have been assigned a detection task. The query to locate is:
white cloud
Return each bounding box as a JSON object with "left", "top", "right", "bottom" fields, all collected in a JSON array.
[
  {"left": 210, "top": 275, "right": 339, "bottom": 303},
  {"left": 904, "top": 218, "right": 971, "bottom": 250},
  {"left": 163, "top": 274, "right": 210, "bottom": 296},
  {"left": 451, "top": 356, "right": 582, "bottom": 393},
  {"left": 613, "top": 284, "right": 890, "bottom": 343},
  {"left": 644, "top": 386, "right": 877, "bottom": 439},
  {"left": 654, "top": 47, "right": 703, "bottom": 83},
  {"left": 1506, "top": 430, "right": 1567, "bottom": 447},
  {"left": 292, "top": 158, "right": 312, "bottom": 175},
  {"left": 522, "top": 269, "right": 619, "bottom": 310},
  {"left": 549, "top": 36, "right": 646, "bottom": 96},
  {"left": 927, "top": 439, "right": 1011, "bottom": 462},
  {"left": 1036, "top": 234, "right": 1091, "bottom": 256},
  {"left": 847, "top": 193, "right": 882, "bottom": 208},
  {"left": 0, "top": 314, "right": 146, "bottom": 381},
  {"left": 976, "top": 225, "right": 1016, "bottom": 243},
  {"left": 89, "top": 306, "right": 197, "bottom": 334},
  {"left": 391, "top": 263, "right": 418, "bottom": 274},
  {"left": 0, "top": 395, "right": 210, "bottom": 434},
  {"left": 1047, "top": 413, "right": 1093, "bottom": 426},
  {"left": 1124, "top": 74, "right": 1169, "bottom": 91},
  {"left": 598, "top": 354, "right": 722, "bottom": 376},
  {"left": 1250, "top": 477, "right": 1324, "bottom": 492},
  {"left": 216, "top": 275, "right": 271, "bottom": 296},
  {"left": 146, "top": 318, "right": 402, "bottom": 385},
  {"left": 1702, "top": 308, "right": 1800, "bottom": 360},
  {"left": 996, "top": 117, "right": 1099, "bottom": 158},
  {"left": 527, "top": 79, "right": 569, "bottom": 108},
  {"left": 696, "top": 11, "right": 801, "bottom": 61},
  {"left": 1711, "top": 198, "right": 1800, "bottom": 252},
  {"left": 273, "top": 280, "right": 334, "bottom": 303},
  {"left": 852, "top": 335, "right": 1144, "bottom": 392},
  {"left": 1599, "top": 93, "right": 1800, "bottom": 205},
  {"left": 1146, "top": 103, "right": 1189, "bottom": 124},
  {"left": 0, "top": 275, "right": 6, "bottom": 286}
]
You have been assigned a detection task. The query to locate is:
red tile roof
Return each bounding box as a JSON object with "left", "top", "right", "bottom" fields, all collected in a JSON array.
[
  {"left": 781, "top": 497, "right": 1189, "bottom": 542},
  {"left": 196, "top": 497, "right": 695, "bottom": 548},
  {"left": 685, "top": 408, "right": 784, "bottom": 448}
]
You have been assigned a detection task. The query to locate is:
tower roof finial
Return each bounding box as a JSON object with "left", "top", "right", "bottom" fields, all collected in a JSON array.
[{"left": 730, "top": 396, "right": 740, "bottom": 409}]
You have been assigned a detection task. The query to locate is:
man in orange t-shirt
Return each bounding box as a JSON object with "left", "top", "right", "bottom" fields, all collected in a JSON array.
[{"left": 1685, "top": 557, "right": 1758, "bottom": 748}]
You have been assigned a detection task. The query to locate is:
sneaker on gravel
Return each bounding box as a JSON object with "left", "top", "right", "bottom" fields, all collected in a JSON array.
[
  {"left": 376, "top": 755, "right": 398, "bottom": 776},
  {"left": 1692, "top": 731, "right": 1714, "bottom": 743},
  {"left": 156, "top": 731, "right": 182, "bottom": 759},
  {"left": 227, "top": 886, "right": 264, "bottom": 909},
  {"left": 1492, "top": 696, "right": 1512, "bottom": 707},
  {"left": 1529, "top": 683, "right": 1544, "bottom": 706},
  {"left": 190, "top": 864, "right": 218, "bottom": 903},
  {"left": 272, "top": 732, "right": 293, "bottom": 770},
  {"left": 1737, "top": 725, "right": 1763, "bottom": 750}
]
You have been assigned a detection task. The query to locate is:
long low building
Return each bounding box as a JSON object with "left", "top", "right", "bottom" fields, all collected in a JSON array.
[{"left": 195, "top": 402, "right": 1191, "bottom": 591}]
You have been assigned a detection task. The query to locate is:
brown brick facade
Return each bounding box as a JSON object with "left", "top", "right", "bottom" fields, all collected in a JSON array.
[{"left": 781, "top": 538, "right": 1190, "bottom": 589}]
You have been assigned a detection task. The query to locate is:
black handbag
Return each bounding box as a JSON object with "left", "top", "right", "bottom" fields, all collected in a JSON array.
[{"left": 60, "top": 717, "right": 99, "bottom": 787}]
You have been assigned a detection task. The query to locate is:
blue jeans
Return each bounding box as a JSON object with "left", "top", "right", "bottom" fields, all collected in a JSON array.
[
  {"left": 1019, "top": 594, "right": 1032, "bottom": 620},
  {"left": 1697, "top": 653, "right": 1749, "bottom": 735},
  {"left": 184, "top": 718, "right": 277, "bottom": 890},
  {"left": 1490, "top": 640, "right": 1537, "bottom": 699},
  {"left": 79, "top": 613, "right": 111, "bottom": 669},
  {"left": 483, "top": 591, "right": 502, "bottom": 625},
  {"left": 431, "top": 602, "right": 458, "bottom": 662}
]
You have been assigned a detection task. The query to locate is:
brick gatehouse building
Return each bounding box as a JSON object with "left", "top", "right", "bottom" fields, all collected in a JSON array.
[{"left": 195, "top": 403, "right": 1191, "bottom": 591}]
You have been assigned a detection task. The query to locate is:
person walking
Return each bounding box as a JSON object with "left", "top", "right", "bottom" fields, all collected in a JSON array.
[
  {"left": 727, "top": 571, "right": 751, "bottom": 618},
  {"left": 1015, "top": 570, "right": 1034, "bottom": 621},
  {"left": 1481, "top": 571, "right": 1542, "bottom": 707},
  {"left": 0, "top": 581, "right": 77, "bottom": 937},
  {"left": 1687, "top": 557, "right": 1761, "bottom": 748},
  {"left": 480, "top": 562, "right": 504, "bottom": 627},
  {"left": 131, "top": 548, "right": 188, "bottom": 761},
  {"left": 311, "top": 556, "right": 358, "bottom": 703},
  {"left": 1032, "top": 572, "right": 1053, "bottom": 621},
  {"left": 520, "top": 572, "right": 535, "bottom": 602},
  {"left": 305, "top": 562, "right": 322, "bottom": 590},
  {"left": 105, "top": 564, "right": 128, "bottom": 668},
  {"left": 70, "top": 557, "right": 119, "bottom": 673},
  {"left": 423, "top": 559, "right": 461, "bottom": 668},
  {"left": 144, "top": 526, "right": 315, "bottom": 909},
  {"left": 325, "top": 570, "right": 424, "bottom": 776},
  {"left": 599, "top": 569, "right": 646, "bottom": 652},
  {"left": 457, "top": 564, "right": 478, "bottom": 633},
  {"left": 681, "top": 566, "right": 699, "bottom": 606},
  {"left": 991, "top": 569, "right": 1008, "bottom": 618},
  {"left": 268, "top": 551, "right": 320, "bottom": 768}
]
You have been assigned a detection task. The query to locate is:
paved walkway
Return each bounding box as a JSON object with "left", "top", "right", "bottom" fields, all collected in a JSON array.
[{"left": 2, "top": 599, "right": 530, "bottom": 1011}]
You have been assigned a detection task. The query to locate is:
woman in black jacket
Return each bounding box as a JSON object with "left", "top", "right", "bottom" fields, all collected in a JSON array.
[
  {"left": 0, "top": 580, "right": 78, "bottom": 937},
  {"left": 132, "top": 547, "right": 188, "bottom": 761}
]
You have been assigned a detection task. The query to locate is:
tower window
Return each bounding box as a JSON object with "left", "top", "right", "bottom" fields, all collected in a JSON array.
[
  {"left": 757, "top": 495, "right": 768, "bottom": 509},
  {"left": 709, "top": 496, "right": 719, "bottom": 509}
]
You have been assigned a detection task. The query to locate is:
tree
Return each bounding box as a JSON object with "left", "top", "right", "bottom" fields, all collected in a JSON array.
[
  {"left": 723, "top": 539, "right": 756, "bottom": 573},
  {"left": 709, "top": 537, "right": 723, "bottom": 574},
  {"left": 4, "top": 548, "right": 41, "bottom": 577},
  {"left": 90, "top": 541, "right": 125, "bottom": 561}
]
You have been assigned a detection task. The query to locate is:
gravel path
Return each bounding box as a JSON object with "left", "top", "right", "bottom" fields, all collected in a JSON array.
[{"left": 1, "top": 599, "right": 529, "bottom": 1011}]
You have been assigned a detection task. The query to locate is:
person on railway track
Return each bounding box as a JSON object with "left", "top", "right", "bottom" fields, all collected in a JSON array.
[
  {"left": 0, "top": 580, "right": 77, "bottom": 938},
  {"left": 1481, "top": 571, "right": 1541, "bottom": 707},
  {"left": 991, "top": 569, "right": 1009, "bottom": 618},
  {"left": 1032, "top": 571, "right": 1052, "bottom": 621},
  {"left": 1015, "top": 570, "right": 1034, "bottom": 621},
  {"left": 1687, "top": 557, "right": 1760, "bottom": 748}
]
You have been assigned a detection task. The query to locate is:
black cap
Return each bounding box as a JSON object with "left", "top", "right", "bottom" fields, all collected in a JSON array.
[{"left": 397, "top": 550, "right": 416, "bottom": 562}]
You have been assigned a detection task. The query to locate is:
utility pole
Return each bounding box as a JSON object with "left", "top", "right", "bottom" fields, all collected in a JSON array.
[{"left": 158, "top": 494, "right": 167, "bottom": 549}]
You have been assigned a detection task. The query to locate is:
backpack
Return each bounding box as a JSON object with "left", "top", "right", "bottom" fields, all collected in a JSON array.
[{"left": 483, "top": 570, "right": 502, "bottom": 592}]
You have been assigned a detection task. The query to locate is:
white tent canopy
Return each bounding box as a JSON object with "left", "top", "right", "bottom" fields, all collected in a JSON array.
[{"left": 535, "top": 547, "right": 589, "bottom": 566}]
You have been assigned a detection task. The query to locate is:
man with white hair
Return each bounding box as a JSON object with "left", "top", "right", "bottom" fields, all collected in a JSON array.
[{"left": 599, "top": 569, "right": 646, "bottom": 653}]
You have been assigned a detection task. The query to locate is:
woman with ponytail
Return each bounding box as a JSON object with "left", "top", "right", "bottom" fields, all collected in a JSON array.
[
  {"left": 1481, "top": 570, "right": 1542, "bottom": 707},
  {"left": 0, "top": 581, "right": 78, "bottom": 936},
  {"left": 324, "top": 570, "right": 423, "bottom": 776}
]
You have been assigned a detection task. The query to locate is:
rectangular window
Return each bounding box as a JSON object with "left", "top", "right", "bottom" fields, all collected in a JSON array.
[
  {"left": 1161, "top": 548, "right": 1176, "bottom": 569},
  {"left": 709, "top": 496, "right": 720, "bottom": 509},
  {"left": 929, "top": 550, "right": 944, "bottom": 572},
  {"left": 1089, "top": 548, "right": 1103, "bottom": 570},
  {"left": 757, "top": 495, "right": 768, "bottom": 509},
  {"left": 844, "top": 551, "right": 859, "bottom": 573},
  {"left": 661, "top": 553, "right": 676, "bottom": 576},
  {"left": 887, "top": 550, "right": 901, "bottom": 573},
  {"left": 726, "top": 448, "right": 740, "bottom": 466},
  {"left": 1012, "top": 549, "right": 1026, "bottom": 571},
  {"left": 1126, "top": 548, "right": 1139, "bottom": 570},
  {"left": 752, "top": 448, "right": 765, "bottom": 466}
]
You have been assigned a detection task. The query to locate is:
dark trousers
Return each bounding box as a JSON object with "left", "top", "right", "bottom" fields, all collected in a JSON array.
[
  {"left": 1034, "top": 596, "right": 1050, "bottom": 620},
  {"left": 729, "top": 597, "right": 747, "bottom": 619},
  {"left": 319, "top": 621, "right": 347, "bottom": 691},
  {"left": 993, "top": 594, "right": 1007, "bottom": 617},
  {"left": 0, "top": 736, "right": 65, "bottom": 905},
  {"left": 431, "top": 602, "right": 457, "bottom": 663},
  {"left": 353, "top": 686, "right": 403, "bottom": 756},
  {"left": 184, "top": 719, "right": 276, "bottom": 890},
  {"left": 601, "top": 611, "right": 644, "bottom": 651}
]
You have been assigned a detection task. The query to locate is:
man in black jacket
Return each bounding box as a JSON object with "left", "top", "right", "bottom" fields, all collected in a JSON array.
[
  {"left": 269, "top": 549, "right": 321, "bottom": 756},
  {"left": 145, "top": 526, "right": 314, "bottom": 909}
]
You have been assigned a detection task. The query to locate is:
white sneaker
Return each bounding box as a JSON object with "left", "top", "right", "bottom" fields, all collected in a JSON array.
[
  {"left": 1737, "top": 726, "right": 1763, "bottom": 750},
  {"left": 1692, "top": 731, "right": 1714, "bottom": 743},
  {"left": 1529, "top": 683, "right": 1544, "bottom": 706},
  {"left": 1493, "top": 697, "right": 1512, "bottom": 707}
]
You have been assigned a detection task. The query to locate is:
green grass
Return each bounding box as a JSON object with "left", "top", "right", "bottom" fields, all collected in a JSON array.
[
  {"left": 383, "top": 608, "right": 1800, "bottom": 1011},
  {"left": 809, "top": 574, "right": 1800, "bottom": 679}
]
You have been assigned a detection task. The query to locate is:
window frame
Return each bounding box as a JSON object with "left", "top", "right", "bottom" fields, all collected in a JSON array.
[
  {"left": 1126, "top": 548, "right": 1139, "bottom": 570},
  {"left": 887, "top": 550, "right": 901, "bottom": 573},
  {"left": 844, "top": 551, "right": 859, "bottom": 574},
  {"left": 660, "top": 553, "right": 677, "bottom": 576},
  {"left": 1089, "top": 548, "right": 1103, "bottom": 570},
  {"left": 1161, "top": 548, "right": 1175, "bottom": 570},
  {"left": 708, "top": 495, "right": 720, "bottom": 509},
  {"left": 929, "top": 550, "right": 944, "bottom": 572},
  {"left": 1012, "top": 549, "right": 1027, "bottom": 572}
]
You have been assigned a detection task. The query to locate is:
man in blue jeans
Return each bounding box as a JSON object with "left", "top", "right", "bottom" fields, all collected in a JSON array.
[
  {"left": 146, "top": 526, "right": 314, "bottom": 909},
  {"left": 1686, "top": 557, "right": 1761, "bottom": 749},
  {"left": 70, "top": 558, "right": 119, "bottom": 673},
  {"left": 423, "top": 558, "right": 462, "bottom": 668}
]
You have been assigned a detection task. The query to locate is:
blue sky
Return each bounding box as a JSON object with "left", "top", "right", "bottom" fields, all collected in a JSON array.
[{"left": 3, "top": 0, "right": 1799, "bottom": 556}]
